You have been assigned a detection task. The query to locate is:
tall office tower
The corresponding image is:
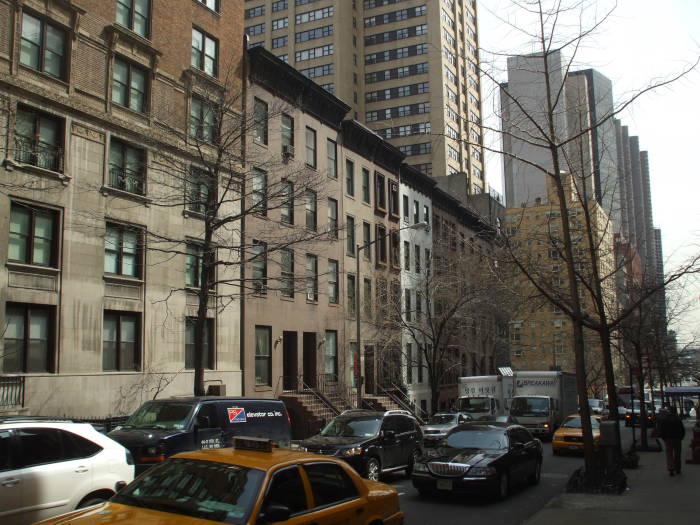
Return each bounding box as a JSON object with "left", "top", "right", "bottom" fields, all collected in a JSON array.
[
  {"left": 244, "top": 0, "right": 486, "bottom": 192},
  {"left": 500, "top": 49, "right": 620, "bottom": 231}
]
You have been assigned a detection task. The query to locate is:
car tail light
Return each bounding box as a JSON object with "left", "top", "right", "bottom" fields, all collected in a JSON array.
[{"left": 286, "top": 411, "right": 291, "bottom": 426}]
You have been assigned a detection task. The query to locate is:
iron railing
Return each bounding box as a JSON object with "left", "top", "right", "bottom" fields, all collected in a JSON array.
[
  {"left": 109, "top": 167, "right": 144, "bottom": 195},
  {"left": 14, "top": 137, "right": 63, "bottom": 172},
  {"left": 0, "top": 376, "right": 25, "bottom": 408},
  {"left": 380, "top": 383, "right": 428, "bottom": 423}
]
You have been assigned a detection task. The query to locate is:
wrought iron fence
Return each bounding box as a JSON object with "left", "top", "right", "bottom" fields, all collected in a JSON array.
[
  {"left": 0, "top": 376, "right": 25, "bottom": 408},
  {"left": 109, "top": 167, "right": 144, "bottom": 195},
  {"left": 14, "top": 137, "right": 63, "bottom": 172}
]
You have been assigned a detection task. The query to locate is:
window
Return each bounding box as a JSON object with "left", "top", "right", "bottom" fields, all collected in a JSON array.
[
  {"left": 189, "top": 96, "right": 217, "bottom": 143},
  {"left": 423, "top": 204, "right": 429, "bottom": 224},
  {"left": 103, "top": 311, "right": 140, "bottom": 371},
  {"left": 354, "top": 224, "right": 368, "bottom": 264},
  {"left": 346, "top": 215, "right": 356, "bottom": 256},
  {"left": 363, "top": 278, "right": 372, "bottom": 318},
  {"left": 328, "top": 259, "right": 339, "bottom": 303},
  {"left": 281, "top": 113, "right": 294, "bottom": 153},
  {"left": 295, "top": 24, "right": 333, "bottom": 43},
  {"left": 272, "top": 1, "right": 288, "bottom": 12},
  {"left": 425, "top": 248, "right": 431, "bottom": 274},
  {"left": 402, "top": 195, "right": 409, "bottom": 220},
  {"left": 374, "top": 172, "right": 386, "bottom": 211},
  {"left": 406, "top": 342, "right": 413, "bottom": 384},
  {"left": 253, "top": 98, "right": 268, "bottom": 145},
  {"left": 388, "top": 181, "right": 399, "bottom": 218},
  {"left": 3, "top": 303, "right": 53, "bottom": 373},
  {"left": 403, "top": 240, "right": 410, "bottom": 270},
  {"left": 272, "top": 17, "right": 288, "bottom": 30},
  {"left": 415, "top": 244, "right": 420, "bottom": 273},
  {"left": 14, "top": 106, "right": 63, "bottom": 172},
  {"left": 20, "top": 12, "right": 67, "bottom": 79},
  {"left": 326, "top": 139, "right": 337, "bottom": 178},
  {"left": 281, "top": 249, "right": 294, "bottom": 297},
  {"left": 404, "top": 289, "right": 411, "bottom": 322},
  {"left": 305, "top": 190, "right": 317, "bottom": 229},
  {"left": 345, "top": 159, "right": 355, "bottom": 196},
  {"left": 185, "top": 243, "right": 204, "bottom": 287},
  {"left": 376, "top": 224, "right": 387, "bottom": 264},
  {"left": 360, "top": 168, "right": 371, "bottom": 204},
  {"left": 9, "top": 202, "right": 58, "bottom": 267},
  {"left": 105, "top": 223, "right": 140, "bottom": 277},
  {"left": 109, "top": 139, "right": 145, "bottom": 195},
  {"left": 116, "top": 0, "right": 150, "bottom": 38},
  {"left": 191, "top": 27, "right": 218, "bottom": 77},
  {"left": 263, "top": 466, "right": 307, "bottom": 516},
  {"left": 306, "top": 254, "right": 318, "bottom": 301},
  {"left": 281, "top": 181, "right": 294, "bottom": 224},
  {"left": 296, "top": 6, "right": 334, "bottom": 25},
  {"left": 185, "top": 317, "right": 214, "bottom": 369},
  {"left": 305, "top": 127, "right": 316, "bottom": 168},
  {"left": 412, "top": 200, "right": 420, "bottom": 224},
  {"left": 246, "top": 23, "right": 265, "bottom": 36},
  {"left": 347, "top": 274, "right": 356, "bottom": 317},
  {"left": 299, "top": 63, "right": 333, "bottom": 79},
  {"left": 416, "top": 290, "right": 422, "bottom": 319},
  {"left": 196, "top": 0, "right": 219, "bottom": 11},
  {"left": 390, "top": 230, "right": 400, "bottom": 268},
  {"left": 324, "top": 331, "right": 338, "bottom": 380},
  {"left": 245, "top": 5, "right": 265, "bottom": 19},
  {"left": 251, "top": 168, "right": 267, "bottom": 215},
  {"left": 327, "top": 198, "right": 338, "bottom": 237},
  {"left": 272, "top": 35, "right": 288, "bottom": 48},
  {"left": 295, "top": 44, "right": 333, "bottom": 62},
  {"left": 255, "top": 326, "right": 272, "bottom": 385},
  {"left": 251, "top": 241, "right": 267, "bottom": 294}
]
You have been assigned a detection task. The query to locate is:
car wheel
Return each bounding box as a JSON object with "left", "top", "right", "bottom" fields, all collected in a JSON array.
[
  {"left": 529, "top": 460, "right": 542, "bottom": 485},
  {"left": 365, "top": 457, "right": 381, "bottom": 482},
  {"left": 77, "top": 497, "right": 107, "bottom": 509},
  {"left": 405, "top": 449, "right": 420, "bottom": 477},
  {"left": 495, "top": 472, "right": 509, "bottom": 500}
]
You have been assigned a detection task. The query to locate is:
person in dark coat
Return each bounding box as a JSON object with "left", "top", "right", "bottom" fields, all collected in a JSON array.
[{"left": 657, "top": 405, "right": 685, "bottom": 475}]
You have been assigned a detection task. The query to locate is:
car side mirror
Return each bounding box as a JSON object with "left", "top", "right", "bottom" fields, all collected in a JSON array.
[
  {"left": 512, "top": 442, "right": 524, "bottom": 451},
  {"left": 115, "top": 481, "right": 127, "bottom": 493},
  {"left": 257, "top": 504, "right": 291, "bottom": 524}
]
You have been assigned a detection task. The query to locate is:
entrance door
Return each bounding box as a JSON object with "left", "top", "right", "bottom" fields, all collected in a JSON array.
[
  {"left": 364, "top": 345, "right": 375, "bottom": 395},
  {"left": 282, "top": 331, "right": 298, "bottom": 391},
  {"left": 303, "top": 332, "right": 317, "bottom": 388}
]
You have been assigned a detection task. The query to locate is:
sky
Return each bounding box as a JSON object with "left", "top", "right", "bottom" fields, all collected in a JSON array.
[{"left": 477, "top": 0, "right": 700, "bottom": 343}]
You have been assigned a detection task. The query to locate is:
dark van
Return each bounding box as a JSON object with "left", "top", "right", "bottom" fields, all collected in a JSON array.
[{"left": 109, "top": 396, "right": 291, "bottom": 473}]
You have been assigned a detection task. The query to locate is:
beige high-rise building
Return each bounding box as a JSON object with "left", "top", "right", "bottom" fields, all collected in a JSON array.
[{"left": 244, "top": 0, "right": 485, "bottom": 192}]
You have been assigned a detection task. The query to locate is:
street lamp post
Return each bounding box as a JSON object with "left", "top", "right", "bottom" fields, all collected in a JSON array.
[{"left": 354, "top": 221, "right": 428, "bottom": 408}]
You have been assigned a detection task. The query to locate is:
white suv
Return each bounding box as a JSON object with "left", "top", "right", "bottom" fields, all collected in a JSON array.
[{"left": 0, "top": 418, "right": 134, "bottom": 525}]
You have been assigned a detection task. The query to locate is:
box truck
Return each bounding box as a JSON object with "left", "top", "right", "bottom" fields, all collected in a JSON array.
[
  {"left": 509, "top": 371, "right": 577, "bottom": 439},
  {"left": 457, "top": 375, "right": 513, "bottom": 420}
]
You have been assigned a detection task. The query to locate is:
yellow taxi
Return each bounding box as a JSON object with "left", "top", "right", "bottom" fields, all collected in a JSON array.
[
  {"left": 34, "top": 437, "right": 404, "bottom": 525},
  {"left": 552, "top": 414, "right": 602, "bottom": 455}
]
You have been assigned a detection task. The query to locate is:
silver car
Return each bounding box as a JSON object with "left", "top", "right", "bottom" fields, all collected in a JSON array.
[{"left": 421, "top": 412, "right": 472, "bottom": 447}]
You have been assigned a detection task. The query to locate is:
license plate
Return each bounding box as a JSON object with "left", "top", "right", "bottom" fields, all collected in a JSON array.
[
  {"left": 437, "top": 480, "right": 453, "bottom": 490},
  {"left": 569, "top": 445, "right": 579, "bottom": 450}
]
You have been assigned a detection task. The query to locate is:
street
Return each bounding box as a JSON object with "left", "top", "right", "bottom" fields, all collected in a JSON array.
[{"left": 383, "top": 425, "right": 637, "bottom": 525}]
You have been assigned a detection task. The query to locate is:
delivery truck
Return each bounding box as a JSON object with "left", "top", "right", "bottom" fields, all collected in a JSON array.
[
  {"left": 509, "top": 371, "right": 577, "bottom": 439},
  {"left": 457, "top": 375, "right": 513, "bottom": 420}
]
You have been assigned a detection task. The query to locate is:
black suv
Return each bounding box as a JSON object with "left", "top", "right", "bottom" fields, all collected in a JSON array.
[{"left": 299, "top": 409, "right": 423, "bottom": 481}]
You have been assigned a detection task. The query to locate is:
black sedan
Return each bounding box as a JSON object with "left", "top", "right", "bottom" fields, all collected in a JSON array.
[{"left": 411, "top": 423, "right": 542, "bottom": 500}]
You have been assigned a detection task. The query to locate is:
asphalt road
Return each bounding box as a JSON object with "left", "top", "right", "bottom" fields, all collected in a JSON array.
[{"left": 384, "top": 425, "right": 637, "bottom": 525}]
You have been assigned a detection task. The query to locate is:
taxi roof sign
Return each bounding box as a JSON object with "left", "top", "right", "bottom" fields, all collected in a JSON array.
[{"left": 232, "top": 436, "right": 274, "bottom": 452}]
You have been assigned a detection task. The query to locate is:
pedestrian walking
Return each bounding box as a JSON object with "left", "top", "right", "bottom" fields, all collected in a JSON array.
[{"left": 656, "top": 405, "right": 685, "bottom": 476}]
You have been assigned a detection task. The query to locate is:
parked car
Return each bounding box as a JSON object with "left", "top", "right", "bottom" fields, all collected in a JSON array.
[
  {"left": 422, "top": 412, "right": 473, "bottom": 447},
  {"left": 32, "top": 437, "right": 404, "bottom": 525},
  {"left": 109, "top": 396, "right": 291, "bottom": 474},
  {"left": 0, "top": 417, "right": 134, "bottom": 525},
  {"left": 552, "top": 414, "right": 602, "bottom": 455},
  {"left": 300, "top": 409, "right": 423, "bottom": 481},
  {"left": 625, "top": 400, "right": 655, "bottom": 427},
  {"left": 411, "top": 422, "right": 542, "bottom": 500}
]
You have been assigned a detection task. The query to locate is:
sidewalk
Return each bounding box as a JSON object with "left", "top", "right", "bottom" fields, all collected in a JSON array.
[{"left": 524, "top": 421, "right": 700, "bottom": 525}]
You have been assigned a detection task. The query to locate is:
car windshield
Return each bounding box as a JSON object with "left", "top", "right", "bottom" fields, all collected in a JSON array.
[
  {"left": 459, "top": 397, "right": 491, "bottom": 413},
  {"left": 588, "top": 400, "right": 602, "bottom": 408},
  {"left": 429, "top": 414, "right": 457, "bottom": 425},
  {"left": 561, "top": 417, "right": 600, "bottom": 429},
  {"left": 631, "top": 401, "right": 652, "bottom": 411},
  {"left": 320, "top": 416, "right": 382, "bottom": 438},
  {"left": 445, "top": 429, "right": 508, "bottom": 450},
  {"left": 123, "top": 402, "right": 195, "bottom": 430},
  {"left": 510, "top": 397, "right": 549, "bottom": 416},
  {"left": 112, "top": 458, "right": 265, "bottom": 524}
]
